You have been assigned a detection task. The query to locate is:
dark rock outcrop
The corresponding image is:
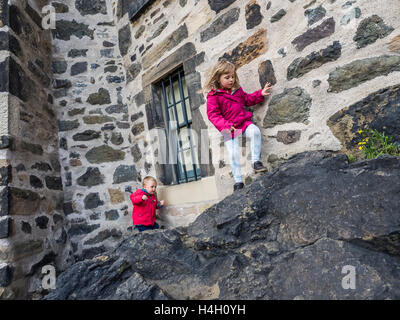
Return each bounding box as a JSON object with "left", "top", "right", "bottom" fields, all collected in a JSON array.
[{"left": 44, "top": 151, "right": 400, "bottom": 300}]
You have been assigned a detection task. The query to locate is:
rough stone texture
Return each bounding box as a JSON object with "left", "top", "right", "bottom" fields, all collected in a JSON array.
[
  {"left": 75, "top": 0, "right": 107, "bottom": 16},
  {"left": 35, "top": 216, "right": 49, "bottom": 229},
  {"left": 70, "top": 62, "right": 87, "bottom": 76},
  {"left": 146, "top": 21, "right": 168, "bottom": 42},
  {"left": 45, "top": 176, "right": 63, "bottom": 190},
  {"left": 0, "top": 0, "right": 8, "bottom": 27},
  {"left": 327, "top": 55, "right": 400, "bottom": 93},
  {"left": 83, "top": 115, "right": 115, "bottom": 124},
  {"left": 85, "top": 145, "right": 125, "bottom": 164},
  {"left": 207, "top": 0, "right": 237, "bottom": 13},
  {"left": 51, "top": 60, "right": 68, "bottom": 74},
  {"left": 126, "top": 63, "right": 141, "bottom": 83},
  {"left": 245, "top": 1, "right": 262, "bottom": 30},
  {"left": 118, "top": 24, "right": 131, "bottom": 57},
  {"left": 131, "top": 123, "right": 145, "bottom": 136},
  {"left": 52, "top": 20, "right": 95, "bottom": 41},
  {"left": 77, "top": 168, "right": 105, "bottom": 187},
  {"left": 258, "top": 60, "right": 277, "bottom": 87},
  {"left": 113, "top": 165, "right": 138, "bottom": 184},
  {"left": 105, "top": 209, "right": 120, "bottom": 221},
  {"left": 83, "top": 229, "right": 122, "bottom": 245},
  {"left": 292, "top": 17, "right": 335, "bottom": 52},
  {"left": 287, "top": 41, "right": 342, "bottom": 80},
  {"left": 52, "top": 2, "right": 69, "bottom": 13},
  {"left": 86, "top": 88, "right": 111, "bottom": 105},
  {"left": 263, "top": 87, "right": 312, "bottom": 128},
  {"left": 200, "top": 7, "right": 240, "bottom": 42},
  {"left": 59, "top": 120, "right": 80, "bottom": 132},
  {"left": 84, "top": 193, "right": 104, "bottom": 210},
  {"left": 354, "top": 15, "right": 394, "bottom": 49},
  {"left": 0, "top": 264, "right": 12, "bottom": 287},
  {"left": 327, "top": 84, "right": 400, "bottom": 155},
  {"left": 305, "top": 5, "right": 326, "bottom": 26},
  {"left": 44, "top": 152, "right": 400, "bottom": 300},
  {"left": 276, "top": 130, "right": 302, "bottom": 144},
  {"left": 270, "top": 9, "right": 286, "bottom": 23},
  {"left": 142, "top": 24, "right": 189, "bottom": 70},
  {"left": 0, "top": 217, "right": 11, "bottom": 239},
  {"left": 108, "top": 189, "right": 125, "bottom": 204},
  {"left": 72, "top": 130, "right": 101, "bottom": 141},
  {"left": 220, "top": 29, "right": 267, "bottom": 69},
  {"left": 9, "top": 187, "right": 40, "bottom": 215}
]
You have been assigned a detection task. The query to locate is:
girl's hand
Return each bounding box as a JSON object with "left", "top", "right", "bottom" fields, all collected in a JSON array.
[
  {"left": 261, "top": 82, "right": 272, "bottom": 97},
  {"left": 160, "top": 200, "right": 165, "bottom": 206},
  {"left": 142, "top": 195, "right": 148, "bottom": 201}
]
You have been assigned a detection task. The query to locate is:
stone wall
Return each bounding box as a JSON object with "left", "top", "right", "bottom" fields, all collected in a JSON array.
[
  {"left": 51, "top": 0, "right": 139, "bottom": 265},
  {"left": 0, "top": 0, "right": 72, "bottom": 299}
]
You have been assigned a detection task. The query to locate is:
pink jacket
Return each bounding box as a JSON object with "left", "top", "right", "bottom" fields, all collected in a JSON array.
[{"left": 206, "top": 87, "right": 264, "bottom": 140}]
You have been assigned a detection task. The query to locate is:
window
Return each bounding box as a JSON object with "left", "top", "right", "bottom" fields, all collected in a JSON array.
[{"left": 159, "top": 68, "right": 201, "bottom": 184}]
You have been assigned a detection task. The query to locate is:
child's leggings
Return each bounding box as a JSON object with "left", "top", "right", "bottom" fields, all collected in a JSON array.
[{"left": 224, "top": 124, "right": 262, "bottom": 183}]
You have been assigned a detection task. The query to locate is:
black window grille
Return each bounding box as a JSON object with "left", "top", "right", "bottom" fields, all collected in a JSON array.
[{"left": 160, "top": 68, "right": 201, "bottom": 184}]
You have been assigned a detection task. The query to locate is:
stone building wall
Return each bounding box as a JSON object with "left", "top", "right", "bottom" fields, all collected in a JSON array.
[
  {"left": 0, "top": 0, "right": 72, "bottom": 299},
  {"left": 51, "top": 0, "right": 137, "bottom": 265}
]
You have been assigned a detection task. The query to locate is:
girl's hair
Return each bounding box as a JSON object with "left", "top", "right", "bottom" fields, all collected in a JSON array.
[
  {"left": 203, "top": 59, "right": 240, "bottom": 92},
  {"left": 142, "top": 176, "right": 157, "bottom": 186}
]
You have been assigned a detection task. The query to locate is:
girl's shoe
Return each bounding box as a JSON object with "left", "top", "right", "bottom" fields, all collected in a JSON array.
[
  {"left": 253, "top": 161, "right": 267, "bottom": 173},
  {"left": 233, "top": 182, "right": 244, "bottom": 191}
]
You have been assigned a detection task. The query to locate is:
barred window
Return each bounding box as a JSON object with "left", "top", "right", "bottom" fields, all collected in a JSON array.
[{"left": 159, "top": 68, "right": 201, "bottom": 184}]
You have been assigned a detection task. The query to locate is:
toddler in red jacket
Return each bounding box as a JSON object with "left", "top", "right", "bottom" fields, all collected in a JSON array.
[
  {"left": 130, "top": 176, "right": 165, "bottom": 232},
  {"left": 205, "top": 59, "right": 272, "bottom": 191}
]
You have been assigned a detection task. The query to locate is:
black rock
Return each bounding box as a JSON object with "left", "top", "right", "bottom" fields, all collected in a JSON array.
[
  {"left": 287, "top": 41, "right": 342, "bottom": 80},
  {"left": 84, "top": 193, "right": 104, "bottom": 209},
  {"left": 71, "top": 62, "right": 87, "bottom": 76},
  {"left": 113, "top": 165, "right": 138, "bottom": 184},
  {"left": 44, "top": 151, "right": 400, "bottom": 300},
  {"left": 77, "top": 167, "right": 104, "bottom": 187},
  {"left": 200, "top": 7, "right": 240, "bottom": 42},
  {"left": 30, "top": 175, "right": 43, "bottom": 189},
  {"left": 354, "top": 15, "right": 394, "bottom": 49},
  {"left": 207, "top": 0, "right": 237, "bottom": 14},
  {"left": 35, "top": 216, "right": 49, "bottom": 229},
  {"left": 0, "top": 264, "right": 12, "bottom": 287},
  {"left": 118, "top": 24, "right": 132, "bottom": 57},
  {"left": 245, "top": 2, "right": 262, "bottom": 29},
  {"left": 0, "top": 216, "right": 11, "bottom": 239},
  {"left": 45, "top": 176, "right": 63, "bottom": 190}
]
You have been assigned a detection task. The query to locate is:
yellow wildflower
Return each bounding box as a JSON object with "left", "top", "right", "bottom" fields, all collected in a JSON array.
[{"left": 359, "top": 146, "right": 363, "bottom": 150}]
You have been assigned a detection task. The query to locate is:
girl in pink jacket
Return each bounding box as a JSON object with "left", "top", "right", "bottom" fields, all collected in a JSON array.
[{"left": 205, "top": 60, "right": 272, "bottom": 191}]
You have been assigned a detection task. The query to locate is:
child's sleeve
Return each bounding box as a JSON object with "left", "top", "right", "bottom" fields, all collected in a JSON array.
[
  {"left": 241, "top": 88, "right": 265, "bottom": 106},
  {"left": 130, "top": 192, "right": 144, "bottom": 205},
  {"left": 206, "top": 94, "right": 234, "bottom": 132}
]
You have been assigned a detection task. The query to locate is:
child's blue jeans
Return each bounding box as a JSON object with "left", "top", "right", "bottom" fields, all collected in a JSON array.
[
  {"left": 224, "top": 124, "right": 262, "bottom": 183},
  {"left": 135, "top": 222, "right": 159, "bottom": 232}
]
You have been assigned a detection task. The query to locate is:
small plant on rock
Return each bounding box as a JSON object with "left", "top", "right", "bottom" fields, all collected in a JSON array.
[{"left": 357, "top": 129, "right": 400, "bottom": 159}]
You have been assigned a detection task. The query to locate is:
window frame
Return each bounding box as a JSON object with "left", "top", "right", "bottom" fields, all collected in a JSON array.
[{"left": 159, "top": 67, "right": 201, "bottom": 184}]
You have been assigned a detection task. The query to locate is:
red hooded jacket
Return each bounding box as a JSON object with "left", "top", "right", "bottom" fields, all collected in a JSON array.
[
  {"left": 206, "top": 87, "right": 264, "bottom": 141},
  {"left": 130, "top": 188, "right": 162, "bottom": 226}
]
